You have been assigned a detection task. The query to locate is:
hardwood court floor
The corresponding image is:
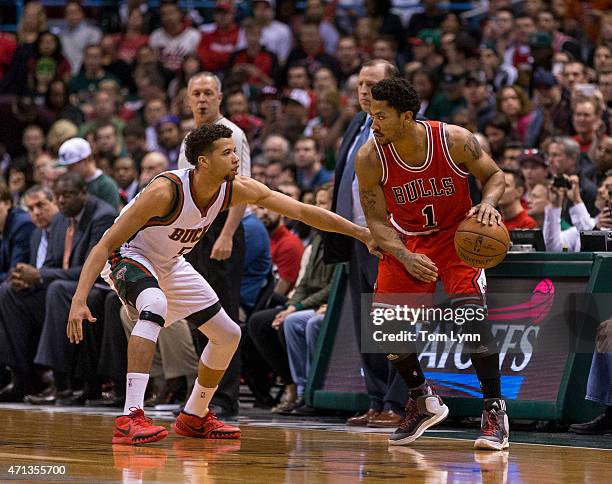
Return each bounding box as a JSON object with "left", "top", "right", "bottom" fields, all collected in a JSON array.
[{"left": 0, "top": 407, "right": 611, "bottom": 483}]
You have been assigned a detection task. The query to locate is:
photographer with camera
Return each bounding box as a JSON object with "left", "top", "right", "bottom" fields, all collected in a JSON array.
[
  {"left": 544, "top": 172, "right": 612, "bottom": 251},
  {"left": 546, "top": 137, "right": 598, "bottom": 219},
  {"left": 543, "top": 174, "right": 596, "bottom": 251}
]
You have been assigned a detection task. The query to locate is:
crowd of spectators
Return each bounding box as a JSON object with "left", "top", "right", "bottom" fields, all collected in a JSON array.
[{"left": 0, "top": 0, "right": 610, "bottom": 431}]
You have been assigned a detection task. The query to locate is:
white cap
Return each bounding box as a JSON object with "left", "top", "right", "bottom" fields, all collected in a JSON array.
[
  {"left": 58, "top": 137, "right": 92, "bottom": 166},
  {"left": 285, "top": 89, "right": 311, "bottom": 110}
]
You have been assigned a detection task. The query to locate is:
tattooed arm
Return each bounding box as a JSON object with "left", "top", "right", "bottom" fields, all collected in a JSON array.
[
  {"left": 355, "top": 141, "right": 437, "bottom": 283},
  {"left": 445, "top": 125, "right": 505, "bottom": 225}
]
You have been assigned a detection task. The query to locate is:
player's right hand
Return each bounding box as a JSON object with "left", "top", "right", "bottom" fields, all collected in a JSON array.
[
  {"left": 67, "top": 301, "right": 96, "bottom": 344},
  {"left": 404, "top": 253, "right": 438, "bottom": 283}
]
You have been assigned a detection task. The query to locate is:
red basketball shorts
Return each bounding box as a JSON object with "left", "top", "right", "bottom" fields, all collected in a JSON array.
[{"left": 375, "top": 225, "right": 486, "bottom": 306}]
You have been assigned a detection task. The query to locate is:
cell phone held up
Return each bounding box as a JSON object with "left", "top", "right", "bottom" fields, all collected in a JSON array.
[{"left": 553, "top": 175, "right": 572, "bottom": 189}]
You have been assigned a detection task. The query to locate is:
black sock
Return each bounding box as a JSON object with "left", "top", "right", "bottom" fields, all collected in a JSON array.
[
  {"left": 471, "top": 353, "right": 501, "bottom": 399},
  {"left": 480, "top": 377, "right": 501, "bottom": 400},
  {"left": 388, "top": 353, "right": 425, "bottom": 391}
]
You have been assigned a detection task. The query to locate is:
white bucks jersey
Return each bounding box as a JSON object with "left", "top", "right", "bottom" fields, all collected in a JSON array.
[{"left": 114, "top": 168, "right": 232, "bottom": 268}]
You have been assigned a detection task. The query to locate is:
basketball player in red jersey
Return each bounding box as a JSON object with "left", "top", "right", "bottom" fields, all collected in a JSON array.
[{"left": 355, "top": 77, "right": 508, "bottom": 450}]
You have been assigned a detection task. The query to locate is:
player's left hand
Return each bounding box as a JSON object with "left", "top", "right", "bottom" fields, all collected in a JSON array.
[
  {"left": 468, "top": 202, "right": 501, "bottom": 226},
  {"left": 67, "top": 301, "right": 96, "bottom": 344},
  {"left": 211, "top": 234, "right": 233, "bottom": 260}
]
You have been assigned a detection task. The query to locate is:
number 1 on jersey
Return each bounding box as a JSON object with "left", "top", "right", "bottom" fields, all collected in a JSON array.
[{"left": 422, "top": 204, "right": 437, "bottom": 228}]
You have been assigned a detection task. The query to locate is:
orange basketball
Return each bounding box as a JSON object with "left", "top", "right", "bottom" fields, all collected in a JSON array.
[{"left": 454, "top": 217, "right": 510, "bottom": 269}]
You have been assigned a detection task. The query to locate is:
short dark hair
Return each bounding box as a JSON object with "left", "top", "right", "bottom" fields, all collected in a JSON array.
[
  {"left": 295, "top": 136, "right": 320, "bottom": 153},
  {"left": 503, "top": 168, "right": 526, "bottom": 190},
  {"left": 123, "top": 121, "right": 146, "bottom": 139},
  {"left": 184, "top": 124, "right": 233, "bottom": 166},
  {"left": 95, "top": 122, "right": 117, "bottom": 138},
  {"left": 503, "top": 140, "right": 524, "bottom": 152},
  {"left": 484, "top": 113, "right": 512, "bottom": 134},
  {"left": 56, "top": 171, "right": 87, "bottom": 193},
  {"left": 496, "top": 7, "right": 515, "bottom": 18},
  {"left": 371, "top": 77, "right": 420, "bottom": 117},
  {"left": 287, "top": 61, "right": 309, "bottom": 75}
]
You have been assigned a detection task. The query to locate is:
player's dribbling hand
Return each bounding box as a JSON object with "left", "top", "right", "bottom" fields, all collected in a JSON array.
[
  {"left": 404, "top": 253, "right": 438, "bottom": 283},
  {"left": 468, "top": 202, "right": 501, "bottom": 226},
  {"left": 67, "top": 301, "right": 96, "bottom": 344}
]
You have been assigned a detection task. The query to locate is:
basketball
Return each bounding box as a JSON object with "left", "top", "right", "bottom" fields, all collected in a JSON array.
[{"left": 454, "top": 217, "right": 510, "bottom": 269}]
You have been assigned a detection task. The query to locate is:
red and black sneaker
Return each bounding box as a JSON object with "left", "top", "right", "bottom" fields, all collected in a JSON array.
[
  {"left": 388, "top": 388, "right": 449, "bottom": 446},
  {"left": 112, "top": 407, "right": 169, "bottom": 445},
  {"left": 474, "top": 399, "right": 510, "bottom": 450},
  {"left": 173, "top": 410, "right": 241, "bottom": 439}
]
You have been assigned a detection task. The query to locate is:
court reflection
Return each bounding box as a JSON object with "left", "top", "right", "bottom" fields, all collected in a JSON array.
[{"left": 0, "top": 409, "right": 610, "bottom": 483}]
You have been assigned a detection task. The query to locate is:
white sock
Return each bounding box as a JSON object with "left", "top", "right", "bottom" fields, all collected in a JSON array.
[
  {"left": 183, "top": 379, "right": 217, "bottom": 418},
  {"left": 124, "top": 372, "right": 149, "bottom": 415}
]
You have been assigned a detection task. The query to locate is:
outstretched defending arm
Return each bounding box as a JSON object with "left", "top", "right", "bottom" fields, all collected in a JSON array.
[
  {"left": 355, "top": 140, "right": 437, "bottom": 283},
  {"left": 445, "top": 125, "right": 505, "bottom": 225},
  {"left": 231, "top": 176, "right": 380, "bottom": 255},
  {"left": 67, "top": 178, "right": 175, "bottom": 344}
]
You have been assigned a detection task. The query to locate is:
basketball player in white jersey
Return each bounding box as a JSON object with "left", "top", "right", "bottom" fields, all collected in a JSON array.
[{"left": 67, "top": 124, "right": 377, "bottom": 445}]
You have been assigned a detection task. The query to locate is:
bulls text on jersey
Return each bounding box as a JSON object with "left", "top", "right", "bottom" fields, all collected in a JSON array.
[{"left": 390, "top": 177, "right": 456, "bottom": 205}]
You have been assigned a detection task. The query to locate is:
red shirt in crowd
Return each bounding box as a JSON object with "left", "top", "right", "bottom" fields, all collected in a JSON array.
[
  {"left": 270, "top": 224, "right": 304, "bottom": 290},
  {"left": 0, "top": 33, "right": 17, "bottom": 80},
  {"left": 572, "top": 135, "right": 593, "bottom": 154},
  {"left": 504, "top": 209, "right": 539, "bottom": 231},
  {"left": 197, "top": 25, "right": 240, "bottom": 73},
  {"left": 114, "top": 33, "right": 150, "bottom": 64},
  {"left": 230, "top": 49, "right": 278, "bottom": 86}
]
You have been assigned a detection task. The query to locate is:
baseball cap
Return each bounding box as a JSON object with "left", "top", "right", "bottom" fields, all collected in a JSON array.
[
  {"left": 533, "top": 69, "right": 557, "bottom": 88},
  {"left": 231, "top": 113, "right": 264, "bottom": 132},
  {"left": 283, "top": 89, "right": 311, "bottom": 109},
  {"left": 418, "top": 29, "right": 440, "bottom": 47},
  {"left": 518, "top": 148, "right": 548, "bottom": 168},
  {"left": 529, "top": 31, "right": 552, "bottom": 49},
  {"left": 58, "top": 137, "right": 92, "bottom": 166},
  {"left": 156, "top": 115, "right": 180, "bottom": 129}
]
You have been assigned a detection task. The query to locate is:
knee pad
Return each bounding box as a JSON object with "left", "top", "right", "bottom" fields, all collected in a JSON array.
[
  {"left": 199, "top": 308, "right": 241, "bottom": 370},
  {"left": 135, "top": 287, "right": 167, "bottom": 327},
  {"left": 131, "top": 320, "right": 162, "bottom": 343}
]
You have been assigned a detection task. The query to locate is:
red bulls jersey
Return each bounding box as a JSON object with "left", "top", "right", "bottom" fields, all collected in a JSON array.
[{"left": 374, "top": 120, "right": 472, "bottom": 235}]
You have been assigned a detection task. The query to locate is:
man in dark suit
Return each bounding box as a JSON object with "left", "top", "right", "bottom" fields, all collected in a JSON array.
[
  {"left": 0, "top": 182, "right": 35, "bottom": 283},
  {"left": 324, "top": 59, "right": 407, "bottom": 427},
  {"left": 0, "top": 185, "right": 58, "bottom": 401},
  {"left": 0, "top": 172, "right": 116, "bottom": 403}
]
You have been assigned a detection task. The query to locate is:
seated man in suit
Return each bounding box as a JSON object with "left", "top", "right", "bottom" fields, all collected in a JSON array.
[
  {"left": 0, "top": 181, "right": 35, "bottom": 283},
  {"left": 0, "top": 172, "right": 116, "bottom": 404},
  {"left": 0, "top": 185, "right": 58, "bottom": 401}
]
